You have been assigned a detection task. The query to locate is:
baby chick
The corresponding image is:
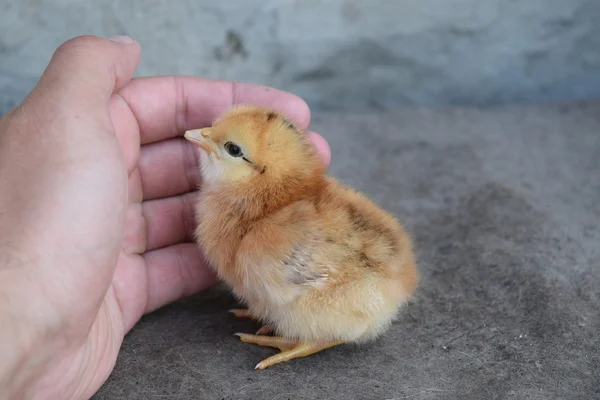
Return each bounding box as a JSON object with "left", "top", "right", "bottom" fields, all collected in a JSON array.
[{"left": 184, "top": 105, "right": 418, "bottom": 370}]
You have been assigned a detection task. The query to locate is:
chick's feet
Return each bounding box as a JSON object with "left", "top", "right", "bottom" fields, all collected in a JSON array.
[
  {"left": 229, "top": 308, "right": 274, "bottom": 335},
  {"left": 255, "top": 325, "right": 275, "bottom": 335},
  {"left": 234, "top": 333, "right": 345, "bottom": 370},
  {"left": 228, "top": 308, "right": 254, "bottom": 319}
]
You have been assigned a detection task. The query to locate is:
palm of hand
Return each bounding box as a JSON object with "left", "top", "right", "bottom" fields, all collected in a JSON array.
[
  {"left": 17, "top": 79, "right": 219, "bottom": 398},
  {"left": 51, "top": 89, "right": 211, "bottom": 397}
]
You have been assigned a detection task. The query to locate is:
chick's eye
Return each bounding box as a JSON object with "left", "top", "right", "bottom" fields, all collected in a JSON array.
[{"left": 224, "top": 142, "right": 243, "bottom": 157}]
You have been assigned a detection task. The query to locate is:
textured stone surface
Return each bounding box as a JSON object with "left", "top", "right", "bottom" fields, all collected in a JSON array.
[
  {"left": 2, "top": 0, "right": 600, "bottom": 111},
  {"left": 93, "top": 101, "right": 600, "bottom": 400}
]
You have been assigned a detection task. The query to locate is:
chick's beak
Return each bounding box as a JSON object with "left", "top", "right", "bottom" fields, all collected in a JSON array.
[{"left": 184, "top": 129, "right": 218, "bottom": 157}]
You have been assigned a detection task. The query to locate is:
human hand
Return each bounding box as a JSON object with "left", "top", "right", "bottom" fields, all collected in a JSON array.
[{"left": 0, "top": 35, "right": 330, "bottom": 399}]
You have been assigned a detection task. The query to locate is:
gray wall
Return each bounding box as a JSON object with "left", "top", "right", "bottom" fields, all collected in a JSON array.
[{"left": 1, "top": 0, "right": 600, "bottom": 113}]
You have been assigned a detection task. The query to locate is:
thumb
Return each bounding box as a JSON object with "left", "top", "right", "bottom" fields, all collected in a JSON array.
[{"left": 26, "top": 35, "right": 141, "bottom": 114}]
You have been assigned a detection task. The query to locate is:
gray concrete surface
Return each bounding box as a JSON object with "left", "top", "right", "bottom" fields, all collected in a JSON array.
[
  {"left": 93, "top": 101, "right": 600, "bottom": 400},
  {"left": 2, "top": 0, "right": 600, "bottom": 111}
]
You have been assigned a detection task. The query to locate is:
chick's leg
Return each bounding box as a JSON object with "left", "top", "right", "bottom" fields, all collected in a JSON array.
[{"left": 234, "top": 333, "right": 345, "bottom": 370}]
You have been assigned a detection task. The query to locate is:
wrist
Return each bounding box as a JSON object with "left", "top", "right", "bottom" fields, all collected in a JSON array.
[
  {"left": 0, "top": 270, "right": 55, "bottom": 398},
  {"left": 0, "top": 304, "right": 30, "bottom": 398}
]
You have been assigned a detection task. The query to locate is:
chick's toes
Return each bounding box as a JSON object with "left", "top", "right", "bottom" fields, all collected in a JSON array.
[
  {"left": 234, "top": 333, "right": 345, "bottom": 370},
  {"left": 228, "top": 308, "right": 254, "bottom": 319},
  {"left": 234, "top": 333, "right": 297, "bottom": 352},
  {"left": 255, "top": 325, "right": 275, "bottom": 335}
]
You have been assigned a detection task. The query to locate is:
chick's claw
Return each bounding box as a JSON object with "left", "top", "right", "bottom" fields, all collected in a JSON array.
[{"left": 234, "top": 333, "right": 345, "bottom": 370}]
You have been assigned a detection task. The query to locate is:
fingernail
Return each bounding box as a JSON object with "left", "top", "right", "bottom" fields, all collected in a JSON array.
[{"left": 109, "top": 35, "right": 135, "bottom": 44}]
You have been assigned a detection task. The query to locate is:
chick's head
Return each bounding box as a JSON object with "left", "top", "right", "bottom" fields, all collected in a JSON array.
[{"left": 184, "top": 105, "right": 324, "bottom": 187}]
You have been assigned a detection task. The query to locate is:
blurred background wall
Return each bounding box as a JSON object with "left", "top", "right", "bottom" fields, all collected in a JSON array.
[{"left": 1, "top": 0, "right": 600, "bottom": 113}]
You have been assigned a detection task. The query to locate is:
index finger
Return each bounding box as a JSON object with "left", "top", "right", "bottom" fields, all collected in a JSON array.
[{"left": 118, "top": 76, "right": 312, "bottom": 145}]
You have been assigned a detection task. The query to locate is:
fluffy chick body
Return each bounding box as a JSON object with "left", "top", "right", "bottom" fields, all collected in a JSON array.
[{"left": 186, "top": 105, "right": 418, "bottom": 367}]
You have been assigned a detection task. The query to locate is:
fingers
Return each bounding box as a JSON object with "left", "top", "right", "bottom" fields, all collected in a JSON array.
[
  {"left": 118, "top": 76, "right": 312, "bottom": 145},
  {"left": 143, "top": 243, "right": 219, "bottom": 314},
  {"left": 142, "top": 191, "right": 197, "bottom": 251},
  {"left": 308, "top": 131, "right": 332, "bottom": 166},
  {"left": 138, "top": 137, "right": 200, "bottom": 200}
]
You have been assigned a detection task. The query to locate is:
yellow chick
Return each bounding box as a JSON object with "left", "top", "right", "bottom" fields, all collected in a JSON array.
[{"left": 184, "top": 105, "right": 418, "bottom": 370}]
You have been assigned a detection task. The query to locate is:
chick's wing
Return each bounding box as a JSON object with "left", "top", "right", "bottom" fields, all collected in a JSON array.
[
  {"left": 281, "top": 240, "right": 331, "bottom": 287},
  {"left": 236, "top": 199, "right": 334, "bottom": 293}
]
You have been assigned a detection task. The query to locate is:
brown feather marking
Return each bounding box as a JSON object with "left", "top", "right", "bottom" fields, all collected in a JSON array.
[
  {"left": 347, "top": 204, "right": 399, "bottom": 254},
  {"left": 347, "top": 204, "right": 372, "bottom": 231},
  {"left": 277, "top": 113, "right": 300, "bottom": 134},
  {"left": 358, "top": 251, "right": 380, "bottom": 270},
  {"left": 265, "top": 109, "right": 298, "bottom": 134},
  {"left": 283, "top": 242, "right": 328, "bottom": 285},
  {"left": 283, "top": 118, "right": 296, "bottom": 131}
]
